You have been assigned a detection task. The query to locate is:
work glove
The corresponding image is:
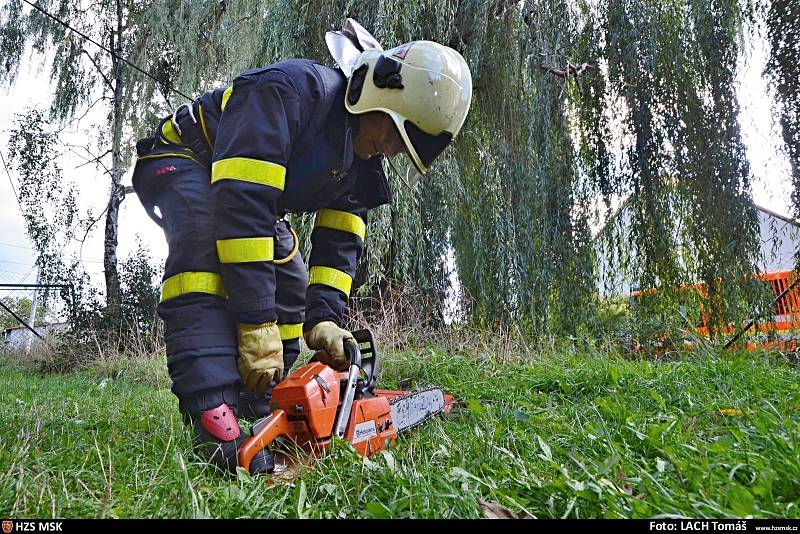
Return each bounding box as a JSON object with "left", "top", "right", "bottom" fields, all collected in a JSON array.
[
  {"left": 237, "top": 322, "right": 283, "bottom": 394},
  {"left": 304, "top": 321, "right": 355, "bottom": 371}
]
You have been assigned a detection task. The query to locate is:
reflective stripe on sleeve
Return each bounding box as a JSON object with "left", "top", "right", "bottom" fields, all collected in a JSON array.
[
  {"left": 314, "top": 209, "right": 366, "bottom": 241},
  {"left": 308, "top": 266, "right": 352, "bottom": 296},
  {"left": 211, "top": 157, "right": 286, "bottom": 191}
]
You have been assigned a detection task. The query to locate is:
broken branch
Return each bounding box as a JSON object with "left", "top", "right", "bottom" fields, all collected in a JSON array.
[{"left": 540, "top": 62, "right": 594, "bottom": 79}]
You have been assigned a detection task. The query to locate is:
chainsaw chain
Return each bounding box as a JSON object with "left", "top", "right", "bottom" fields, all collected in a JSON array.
[{"left": 388, "top": 387, "right": 446, "bottom": 433}]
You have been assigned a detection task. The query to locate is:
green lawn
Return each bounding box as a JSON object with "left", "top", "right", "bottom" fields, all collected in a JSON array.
[{"left": 1, "top": 345, "right": 799, "bottom": 518}]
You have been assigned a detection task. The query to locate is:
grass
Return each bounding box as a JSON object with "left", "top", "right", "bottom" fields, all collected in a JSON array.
[{"left": 0, "top": 343, "right": 799, "bottom": 518}]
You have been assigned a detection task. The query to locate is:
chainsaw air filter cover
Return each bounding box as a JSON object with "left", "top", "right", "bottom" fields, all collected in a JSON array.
[{"left": 270, "top": 362, "right": 341, "bottom": 439}]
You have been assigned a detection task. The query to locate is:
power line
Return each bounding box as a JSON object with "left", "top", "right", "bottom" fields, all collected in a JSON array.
[
  {"left": 19, "top": 264, "right": 36, "bottom": 283},
  {"left": 0, "top": 269, "right": 30, "bottom": 276},
  {"left": 0, "top": 259, "right": 33, "bottom": 267},
  {"left": 0, "top": 242, "right": 105, "bottom": 263},
  {"left": 21, "top": 0, "right": 192, "bottom": 102},
  {"left": 0, "top": 241, "right": 33, "bottom": 250}
]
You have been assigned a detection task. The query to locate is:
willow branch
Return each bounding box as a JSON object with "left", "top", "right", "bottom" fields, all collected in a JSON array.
[
  {"left": 81, "top": 49, "right": 113, "bottom": 91},
  {"left": 540, "top": 62, "right": 594, "bottom": 78}
]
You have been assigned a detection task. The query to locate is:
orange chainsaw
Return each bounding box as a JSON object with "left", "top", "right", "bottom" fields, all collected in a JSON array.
[{"left": 238, "top": 329, "right": 453, "bottom": 472}]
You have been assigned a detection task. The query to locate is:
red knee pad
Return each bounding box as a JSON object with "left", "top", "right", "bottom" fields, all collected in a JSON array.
[{"left": 200, "top": 403, "right": 242, "bottom": 441}]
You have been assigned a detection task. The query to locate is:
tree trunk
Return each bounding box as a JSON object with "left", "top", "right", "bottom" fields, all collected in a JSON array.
[{"left": 104, "top": 0, "right": 125, "bottom": 318}]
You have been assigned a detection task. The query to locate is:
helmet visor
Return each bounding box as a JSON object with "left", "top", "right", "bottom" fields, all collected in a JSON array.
[{"left": 403, "top": 120, "right": 453, "bottom": 173}]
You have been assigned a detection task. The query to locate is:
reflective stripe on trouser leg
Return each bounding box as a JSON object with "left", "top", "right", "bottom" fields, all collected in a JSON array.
[
  {"left": 160, "top": 271, "right": 224, "bottom": 302},
  {"left": 135, "top": 154, "right": 240, "bottom": 414}
]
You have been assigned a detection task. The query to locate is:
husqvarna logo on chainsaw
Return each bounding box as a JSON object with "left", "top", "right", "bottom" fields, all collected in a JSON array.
[
  {"left": 3, "top": 521, "right": 13, "bottom": 534},
  {"left": 352, "top": 420, "right": 377, "bottom": 444}
]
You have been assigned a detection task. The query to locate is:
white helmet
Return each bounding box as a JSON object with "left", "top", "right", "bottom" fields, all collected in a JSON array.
[{"left": 327, "top": 21, "right": 473, "bottom": 175}]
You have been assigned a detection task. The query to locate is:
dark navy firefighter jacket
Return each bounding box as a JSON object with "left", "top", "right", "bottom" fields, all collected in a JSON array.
[{"left": 162, "top": 60, "right": 392, "bottom": 333}]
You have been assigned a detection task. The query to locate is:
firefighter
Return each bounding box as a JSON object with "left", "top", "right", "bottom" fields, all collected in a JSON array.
[{"left": 131, "top": 20, "right": 472, "bottom": 474}]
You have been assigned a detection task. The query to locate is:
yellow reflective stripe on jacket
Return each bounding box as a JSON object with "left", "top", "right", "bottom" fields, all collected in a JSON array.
[
  {"left": 221, "top": 86, "right": 234, "bottom": 111},
  {"left": 160, "top": 271, "right": 225, "bottom": 302},
  {"left": 314, "top": 209, "right": 366, "bottom": 241},
  {"left": 217, "top": 237, "right": 274, "bottom": 263},
  {"left": 211, "top": 157, "right": 286, "bottom": 191},
  {"left": 278, "top": 323, "right": 303, "bottom": 340},
  {"left": 308, "top": 266, "right": 352, "bottom": 296},
  {"left": 161, "top": 120, "right": 182, "bottom": 144}
]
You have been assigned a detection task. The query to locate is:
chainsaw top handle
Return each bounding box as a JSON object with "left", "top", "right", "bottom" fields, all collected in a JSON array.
[
  {"left": 349, "top": 329, "right": 380, "bottom": 395},
  {"left": 333, "top": 329, "right": 380, "bottom": 439},
  {"left": 343, "top": 335, "right": 362, "bottom": 368}
]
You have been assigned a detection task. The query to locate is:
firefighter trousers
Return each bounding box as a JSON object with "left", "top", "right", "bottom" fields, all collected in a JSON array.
[{"left": 131, "top": 140, "right": 306, "bottom": 417}]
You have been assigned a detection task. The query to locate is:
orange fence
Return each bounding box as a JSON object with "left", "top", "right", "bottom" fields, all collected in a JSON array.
[
  {"left": 762, "top": 270, "right": 800, "bottom": 331},
  {"left": 631, "top": 270, "right": 800, "bottom": 352}
]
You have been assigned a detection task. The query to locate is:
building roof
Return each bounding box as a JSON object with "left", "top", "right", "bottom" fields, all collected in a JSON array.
[
  {"left": 3, "top": 321, "right": 68, "bottom": 334},
  {"left": 756, "top": 204, "right": 800, "bottom": 227},
  {"left": 594, "top": 197, "right": 798, "bottom": 239}
]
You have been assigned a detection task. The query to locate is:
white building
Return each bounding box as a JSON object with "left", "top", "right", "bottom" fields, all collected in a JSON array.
[{"left": 3, "top": 322, "right": 68, "bottom": 349}]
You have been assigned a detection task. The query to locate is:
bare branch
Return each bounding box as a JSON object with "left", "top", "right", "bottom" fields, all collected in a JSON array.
[
  {"left": 76, "top": 183, "right": 124, "bottom": 246},
  {"left": 75, "top": 149, "right": 112, "bottom": 170},
  {"left": 55, "top": 95, "right": 105, "bottom": 135},
  {"left": 61, "top": 143, "right": 113, "bottom": 178},
  {"left": 77, "top": 204, "right": 109, "bottom": 245}
]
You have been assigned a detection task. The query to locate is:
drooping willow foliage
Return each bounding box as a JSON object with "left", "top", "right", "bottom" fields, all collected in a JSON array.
[
  {"left": 1, "top": 0, "right": 783, "bottom": 336},
  {"left": 603, "top": 0, "right": 766, "bottom": 331},
  {"left": 764, "top": 0, "right": 800, "bottom": 247}
]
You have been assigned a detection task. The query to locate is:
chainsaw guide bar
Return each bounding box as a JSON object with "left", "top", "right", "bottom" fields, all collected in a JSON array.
[{"left": 389, "top": 387, "right": 446, "bottom": 433}]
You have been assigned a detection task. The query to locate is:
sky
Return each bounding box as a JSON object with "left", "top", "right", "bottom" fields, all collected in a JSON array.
[{"left": 0, "top": 21, "right": 792, "bottom": 310}]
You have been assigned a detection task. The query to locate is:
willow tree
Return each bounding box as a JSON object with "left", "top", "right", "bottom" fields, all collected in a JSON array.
[
  {"left": 0, "top": 1, "right": 152, "bottom": 317},
  {"left": 228, "top": 0, "right": 606, "bottom": 333},
  {"left": 603, "top": 0, "right": 764, "bottom": 332},
  {"left": 764, "top": 0, "right": 799, "bottom": 239},
  {"left": 0, "top": 0, "right": 315, "bottom": 316}
]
